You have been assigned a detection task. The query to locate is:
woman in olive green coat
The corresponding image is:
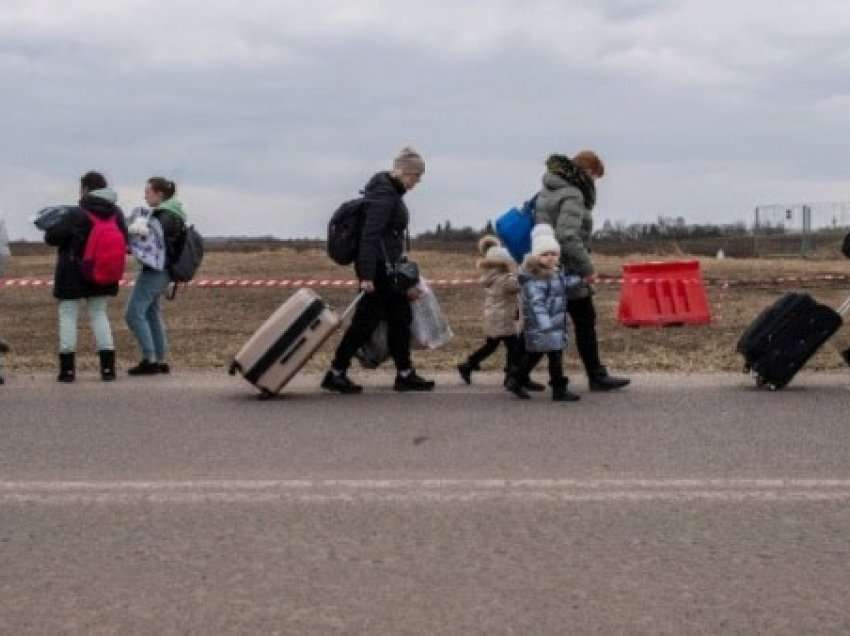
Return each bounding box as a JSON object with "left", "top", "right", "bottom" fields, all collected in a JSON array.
[{"left": 534, "top": 151, "right": 630, "bottom": 391}]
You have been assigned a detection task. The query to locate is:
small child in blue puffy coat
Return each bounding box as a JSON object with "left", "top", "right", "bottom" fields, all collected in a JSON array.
[{"left": 505, "top": 224, "right": 580, "bottom": 402}]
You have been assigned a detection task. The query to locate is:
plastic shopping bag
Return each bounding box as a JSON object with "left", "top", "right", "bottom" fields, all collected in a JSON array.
[
  {"left": 355, "top": 321, "right": 390, "bottom": 369},
  {"left": 411, "top": 281, "right": 453, "bottom": 349},
  {"left": 33, "top": 205, "right": 76, "bottom": 232},
  {"left": 127, "top": 207, "right": 166, "bottom": 271}
]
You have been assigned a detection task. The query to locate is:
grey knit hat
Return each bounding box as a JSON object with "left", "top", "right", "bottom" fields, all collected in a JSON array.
[{"left": 393, "top": 146, "right": 426, "bottom": 175}]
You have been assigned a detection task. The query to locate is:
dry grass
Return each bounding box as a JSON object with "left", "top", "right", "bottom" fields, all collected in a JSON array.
[{"left": 3, "top": 248, "right": 850, "bottom": 374}]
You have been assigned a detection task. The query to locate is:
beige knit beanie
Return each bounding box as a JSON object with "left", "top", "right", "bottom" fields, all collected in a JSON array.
[{"left": 393, "top": 146, "right": 426, "bottom": 175}]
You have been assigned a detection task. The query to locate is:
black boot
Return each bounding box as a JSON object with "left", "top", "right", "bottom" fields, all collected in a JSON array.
[
  {"left": 57, "top": 352, "right": 75, "bottom": 383},
  {"left": 504, "top": 375, "right": 531, "bottom": 400},
  {"left": 99, "top": 350, "right": 116, "bottom": 382},
  {"left": 842, "top": 348, "right": 850, "bottom": 367},
  {"left": 457, "top": 362, "right": 473, "bottom": 385},
  {"left": 321, "top": 369, "right": 363, "bottom": 394},
  {"left": 522, "top": 378, "right": 546, "bottom": 392},
  {"left": 0, "top": 337, "right": 9, "bottom": 354},
  {"left": 127, "top": 359, "right": 160, "bottom": 376},
  {"left": 394, "top": 370, "right": 436, "bottom": 392},
  {"left": 552, "top": 380, "right": 581, "bottom": 402},
  {"left": 588, "top": 366, "right": 630, "bottom": 392}
]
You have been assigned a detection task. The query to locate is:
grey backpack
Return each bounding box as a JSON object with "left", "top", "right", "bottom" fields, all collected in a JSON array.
[{"left": 166, "top": 225, "right": 204, "bottom": 299}]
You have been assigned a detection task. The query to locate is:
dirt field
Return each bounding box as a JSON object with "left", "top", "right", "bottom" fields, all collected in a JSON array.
[{"left": 3, "top": 247, "right": 850, "bottom": 376}]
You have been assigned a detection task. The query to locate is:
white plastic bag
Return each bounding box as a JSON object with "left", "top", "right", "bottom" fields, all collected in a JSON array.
[
  {"left": 411, "top": 280, "right": 453, "bottom": 349},
  {"left": 127, "top": 207, "right": 166, "bottom": 271}
]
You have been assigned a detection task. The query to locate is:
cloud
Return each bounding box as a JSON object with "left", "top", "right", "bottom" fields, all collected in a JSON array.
[{"left": 2, "top": 0, "right": 850, "bottom": 240}]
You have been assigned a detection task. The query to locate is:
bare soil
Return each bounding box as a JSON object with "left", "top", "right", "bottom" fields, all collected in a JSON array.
[{"left": 3, "top": 248, "right": 850, "bottom": 375}]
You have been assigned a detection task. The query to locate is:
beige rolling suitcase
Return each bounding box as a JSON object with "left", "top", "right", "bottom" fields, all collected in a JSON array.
[{"left": 229, "top": 289, "right": 362, "bottom": 398}]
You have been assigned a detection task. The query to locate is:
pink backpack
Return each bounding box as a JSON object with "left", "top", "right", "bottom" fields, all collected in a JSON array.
[{"left": 81, "top": 211, "right": 127, "bottom": 286}]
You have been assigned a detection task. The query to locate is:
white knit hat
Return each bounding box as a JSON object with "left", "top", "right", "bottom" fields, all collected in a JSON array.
[
  {"left": 530, "top": 224, "right": 560, "bottom": 257},
  {"left": 485, "top": 245, "right": 514, "bottom": 265}
]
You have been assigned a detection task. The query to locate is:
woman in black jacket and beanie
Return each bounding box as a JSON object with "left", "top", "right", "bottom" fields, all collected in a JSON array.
[
  {"left": 44, "top": 171, "right": 128, "bottom": 382},
  {"left": 322, "top": 147, "right": 435, "bottom": 394}
]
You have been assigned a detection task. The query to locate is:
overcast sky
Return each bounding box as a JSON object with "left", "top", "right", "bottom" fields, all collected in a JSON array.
[{"left": 2, "top": 0, "right": 850, "bottom": 240}]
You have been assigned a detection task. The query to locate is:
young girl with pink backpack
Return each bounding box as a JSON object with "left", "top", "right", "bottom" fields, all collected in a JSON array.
[{"left": 44, "top": 171, "right": 128, "bottom": 382}]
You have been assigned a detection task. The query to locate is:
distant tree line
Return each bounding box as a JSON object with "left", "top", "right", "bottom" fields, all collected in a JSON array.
[{"left": 416, "top": 220, "right": 495, "bottom": 242}]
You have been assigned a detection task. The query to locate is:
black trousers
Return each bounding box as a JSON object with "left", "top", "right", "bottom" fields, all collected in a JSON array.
[
  {"left": 567, "top": 295, "right": 602, "bottom": 375},
  {"left": 465, "top": 335, "right": 519, "bottom": 370},
  {"left": 514, "top": 349, "right": 566, "bottom": 388},
  {"left": 332, "top": 287, "right": 412, "bottom": 372}
]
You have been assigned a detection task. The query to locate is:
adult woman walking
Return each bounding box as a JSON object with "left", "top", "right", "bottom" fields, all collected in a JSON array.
[
  {"left": 322, "top": 147, "right": 435, "bottom": 394},
  {"left": 534, "top": 151, "right": 630, "bottom": 391},
  {"left": 125, "top": 177, "right": 186, "bottom": 376}
]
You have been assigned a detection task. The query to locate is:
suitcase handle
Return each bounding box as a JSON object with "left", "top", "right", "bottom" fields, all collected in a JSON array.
[{"left": 340, "top": 291, "right": 366, "bottom": 324}]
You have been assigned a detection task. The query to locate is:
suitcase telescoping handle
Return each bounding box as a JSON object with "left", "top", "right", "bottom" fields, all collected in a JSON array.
[{"left": 340, "top": 291, "right": 366, "bottom": 325}]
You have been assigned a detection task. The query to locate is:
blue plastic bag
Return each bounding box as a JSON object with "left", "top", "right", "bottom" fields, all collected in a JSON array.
[{"left": 495, "top": 195, "right": 537, "bottom": 263}]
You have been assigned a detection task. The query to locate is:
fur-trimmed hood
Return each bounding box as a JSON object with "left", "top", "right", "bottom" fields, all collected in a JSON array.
[{"left": 477, "top": 234, "right": 515, "bottom": 270}]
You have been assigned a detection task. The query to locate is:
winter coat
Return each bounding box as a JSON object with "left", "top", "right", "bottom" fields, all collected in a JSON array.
[
  {"left": 518, "top": 255, "right": 569, "bottom": 353},
  {"left": 146, "top": 198, "right": 187, "bottom": 273},
  {"left": 44, "top": 192, "right": 129, "bottom": 300},
  {"left": 355, "top": 172, "right": 410, "bottom": 283},
  {"left": 479, "top": 260, "right": 520, "bottom": 338},
  {"left": 534, "top": 172, "right": 594, "bottom": 298}
]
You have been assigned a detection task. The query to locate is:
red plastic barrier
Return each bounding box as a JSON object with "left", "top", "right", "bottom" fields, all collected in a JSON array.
[{"left": 617, "top": 260, "right": 711, "bottom": 327}]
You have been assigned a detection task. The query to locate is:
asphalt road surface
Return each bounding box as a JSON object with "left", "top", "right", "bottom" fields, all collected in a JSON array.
[{"left": 2, "top": 371, "right": 850, "bottom": 634}]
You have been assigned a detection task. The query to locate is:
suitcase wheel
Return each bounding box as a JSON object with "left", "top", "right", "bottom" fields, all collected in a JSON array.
[{"left": 258, "top": 389, "right": 275, "bottom": 401}]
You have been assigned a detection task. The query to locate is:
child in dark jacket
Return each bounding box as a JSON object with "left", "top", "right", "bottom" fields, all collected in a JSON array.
[
  {"left": 457, "top": 235, "right": 521, "bottom": 384},
  {"left": 505, "top": 224, "right": 580, "bottom": 402},
  {"left": 44, "top": 171, "right": 128, "bottom": 383}
]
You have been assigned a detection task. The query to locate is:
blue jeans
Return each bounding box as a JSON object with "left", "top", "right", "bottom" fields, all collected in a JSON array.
[
  {"left": 59, "top": 297, "right": 114, "bottom": 353},
  {"left": 126, "top": 270, "right": 170, "bottom": 362}
]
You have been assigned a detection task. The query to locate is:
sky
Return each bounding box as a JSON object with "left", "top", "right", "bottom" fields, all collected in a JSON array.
[{"left": 2, "top": 0, "right": 850, "bottom": 240}]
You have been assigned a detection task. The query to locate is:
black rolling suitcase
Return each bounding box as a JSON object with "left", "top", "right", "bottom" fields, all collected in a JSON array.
[{"left": 737, "top": 292, "right": 850, "bottom": 390}]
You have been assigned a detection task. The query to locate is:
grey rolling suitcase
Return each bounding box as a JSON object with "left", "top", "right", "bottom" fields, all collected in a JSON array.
[{"left": 229, "top": 289, "right": 362, "bottom": 398}]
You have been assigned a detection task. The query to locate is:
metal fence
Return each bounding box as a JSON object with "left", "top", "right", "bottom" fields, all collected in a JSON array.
[{"left": 753, "top": 201, "right": 850, "bottom": 257}]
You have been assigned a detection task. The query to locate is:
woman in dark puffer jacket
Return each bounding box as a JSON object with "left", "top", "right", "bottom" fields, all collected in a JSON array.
[{"left": 322, "top": 147, "right": 435, "bottom": 394}]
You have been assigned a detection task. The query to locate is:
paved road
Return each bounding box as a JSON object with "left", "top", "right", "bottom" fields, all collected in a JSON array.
[{"left": 2, "top": 372, "right": 850, "bottom": 633}]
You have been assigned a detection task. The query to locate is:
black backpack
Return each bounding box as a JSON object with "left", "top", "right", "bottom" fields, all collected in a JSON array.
[
  {"left": 166, "top": 225, "right": 204, "bottom": 300},
  {"left": 327, "top": 198, "right": 366, "bottom": 265}
]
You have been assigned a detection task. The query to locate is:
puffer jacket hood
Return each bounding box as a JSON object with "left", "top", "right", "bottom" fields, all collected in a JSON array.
[
  {"left": 88, "top": 187, "right": 118, "bottom": 204},
  {"left": 80, "top": 192, "right": 120, "bottom": 220},
  {"left": 156, "top": 197, "right": 187, "bottom": 221}
]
